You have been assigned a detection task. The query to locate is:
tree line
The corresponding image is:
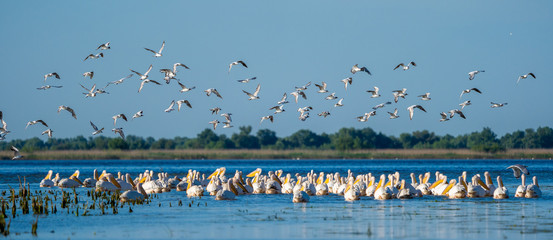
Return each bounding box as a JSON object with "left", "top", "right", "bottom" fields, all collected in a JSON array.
[{"left": 1, "top": 126, "right": 552, "bottom": 153}]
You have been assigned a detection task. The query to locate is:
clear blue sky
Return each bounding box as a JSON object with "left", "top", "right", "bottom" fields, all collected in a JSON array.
[{"left": 1, "top": 1, "right": 552, "bottom": 140}]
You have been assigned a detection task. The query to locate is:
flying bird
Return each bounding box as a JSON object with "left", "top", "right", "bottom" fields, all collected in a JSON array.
[
  {"left": 468, "top": 70, "right": 485, "bottom": 80},
  {"left": 314, "top": 82, "right": 328, "bottom": 93},
  {"left": 41, "top": 129, "right": 53, "bottom": 138},
  {"left": 517, "top": 73, "right": 536, "bottom": 84},
  {"left": 394, "top": 62, "right": 416, "bottom": 71},
  {"left": 132, "top": 111, "right": 144, "bottom": 119},
  {"left": 221, "top": 113, "right": 232, "bottom": 122},
  {"left": 130, "top": 65, "right": 153, "bottom": 81},
  {"left": 439, "top": 112, "right": 449, "bottom": 122},
  {"left": 373, "top": 102, "right": 391, "bottom": 110},
  {"left": 367, "top": 86, "right": 380, "bottom": 98},
  {"left": 209, "top": 120, "right": 220, "bottom": 130},
  {"left": 418, "top": 93, "right": 431, "bottom": 101},
  {"left": 81, "top": 84, "right": 97, "bottom": 98},
  {"left": 351, "top": 64, "right": 371, "bottom": 75},
  {"left": 269, "top": 105, "right": 285, "bottom": 114},
  {"left": 204, "top": 88, "right": 223, "bottom": 99},
  {"left": 507, "top": 164, "right": 530, "bottom": 179},
  {"left": 164, "top": 100, "right": 176, "bottom": 113},
  {"left": 26, "top": 120, "right": 48, "bottom": 129},
  {"left": 222, "top": 121, "right": 233, "bottom": 128},
  {"left": 210, "top": 107, "right": 221, "bottom": 115},
  {"left": 160, "top": 63, "right": 189, "bottom": 84},
  {"left": 138, "top": 79, "right": 162, "bottom": 93},
  {"left": 0, "top": 111, "right": 9, "bottom": 134},
  {"left": 177, "top": 100, "right": 192, "bottom": 111},
  {"left": 491, "top": 102, "right": 508, "bottom": 108},
  {"left": 388, "top": 108, "right": 399, "bottom": 119},
  {"left": 11, "top": 146, "right": 23, "bottom": 160},
  {"left": 291, "top": 91, "right": 307, "bottom": 103},
  {"left": 318, "top": 111, "right": 331, "bottom": 118},
  {"left": 393, "top": 89, "right": 408, "bottom": 103},
  {"left": 260, "top": 115, "right": 274, "bottom": 124},
  {"left": 277, "top": 93, "right": 289, "bottom": 105},
  {"left": 90, "top": 121, "right": 104, "bottom": 135},
  {"left": 341, "top": 77, "right": 353, "bottom": 91},
  {"left": 237, "top": 77, "right": 257, "bottom": 83},
  {"left": 44, "top": 72, "right": 60, "bottom": 82},
  {"left": 106, "top": 74, "right": 133, "bottom": 88},
  {"left": 83, "top": 53, "right": 104, "bottom": 61},
  {"left": 407, "top": 105, "right": 427, "bottom": 120},
  {"left": 334, "top": 98, "right": 344, "bottom": 107},
  {"left": 112, "top": 114, "right": 127, "bottom": 126},
  {"left": 96, "top": 42, "right": 111, "bottom": 50},
  {"left": 177, "top": 81, "right": 196, "bottom": 93},
  {"left": 37, "top": 85, "right": 62, "bottom": 90},
  {"left": 144, "top": 41, "right": 165, "bottom": 57},
  {"left": 295, "top": 82, "right": 311, "bottom": 91},
  {"left": 242, "top": 84, "right": 261, "bottom": 100},
  {"left": 112, "top": 128, "right": 125, "bottom": 139},
  {"left": 448, "top": 109, "right": 466, "bottom": 119},
  {"left": 228, "top": 60, "right": 248, "bottom": 73},
  {"left": 459, "top": 88, "right": 482, "bottom": 99},
  {"left": 57, "top": 105, "right": 77, "bottom": 119},
  {"left": 459, "top": 100, "right": 471, "bottom": 110},
  {"left": 325, "top": 92, "right": 337, "bottom": 100}
]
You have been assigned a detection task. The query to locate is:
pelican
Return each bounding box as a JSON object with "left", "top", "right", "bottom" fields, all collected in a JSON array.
[
  {"left": 468, "top": 70, "right": 485, "bottom": 80},
  {"left": 106, "top": 74, "right": 133, "bottom": 88},
  {"left": 120, "top": 182, "right": 148, "bottom": 203},
  {"left": 96, "top": 42, "right": 110, "bottom": 50},
  {"left": 394, "top": 62, "right": 416, "bottom": 70},
  {"left": 57, "top": 105, "right": 77, "bottom": 119},
  {"left": 237, "top": 77, "right": 257, "bottom": 83},
  {"left": 177, "top": 81, "right": 196, "bottom": 93},
  {"left": 344, "top": 178, "right": 360, "bottom": 201},
  {"left": 374, "top": 174, "right": 392, "bottom": 200},
  {"left": 507, "top": 164, "right": 530, "bottom": 179},
  {"left": 112, "top": 114, "right": 128, "bottom": 126},
  {"left": 459, "top": 88, "right": 482, "bottom": 99},
  {"left": 517, "top": 73, "right": 536, "bottom": 84},
  {"left": 37, "top": 85, "right": 63, "bottom": 90},
  {"left": 26, "top": 120, "right": 48, "bottom": 129},
  {"left": 41, "top": 129, "right": 53, "bottom": 138},
  {"left": 44, "top": 72, "right": 60, "bottom": 82},
  {"left": 83, "top": 169, "right": 99, "bottom": 188},
  {"left": 144, "top": 41, "right": 165, "bottom": 57},
  {"left": 491, "top": 102, "right": 508, "bottom": 108},
  {"left": 351, "top": 64, "right": 371, "bottom": 75},
  {"left": 243, "top": 84, "right": 261, "bottom": 100},
  {"left": 83, "top": 53, "right": 104, "bottom": 61},
  {"left": 204, "top": 88, "right": 223, "bottom": 99},
  {"left": 341, "top": 77, "right": 353, "bottom": 91},
  {"left": 314, "top": 82, "right": 328, "bottom": 93},
  {"left": 439, "top": 112, "right": 449, "bottom": 122},
  {"left": 228, "top": 60, "right": 247, "bottom": 73},
  {"left": 138, "top": 79, "right": 161, "bottom": 93},
  {"left": 515, "top": 174, "right": 526, "bottom": 197},
  {"left": 388, "top": 108, "right": 399, "bottom": 119},
  {"left": 83, "top": 71, "right": 94, "bottom": 79},
  {"left": 186, "top": 177, "right": 204, "bottom": 198},
  {"left": 407, "top": 105, "right": 427, "bottom": 120},
  {"left": 467, "top": 175, "right": 489, "bottom": 198},
  {"left": 525, "top": 176, "right": 541, "bottom": 198},
  {"left": 373, "top": 102, "right": 391, "bottom": 110},
  {"left": 366, "top": 86, "right": 380, "bottom": 98},
  {"left": 397, "top": 180, "right": 414, "bottom": 199},
  {"left": 130, "top": 65, "right": 153, "bottom": 81},
  {"left": 260, "top": 115, "right": 274, "bottom": 124},
  {"left": 418, "top": 93, "right": 431, "bottom": 101},
  {"left": 448, "top": 109, "right": 466, "bottom": 119},
  {"left": 265, "top": 173, "right": 282, "bottom": 194},
  {"left": 447, "top": 177, "right": 467, "bottom": 199},
  {"left": 292, "top": 184, "right": 310, "bottom": 203},
  {"left": 483, "top": 172, "right": 496, "bottom": 197},
  {"left": 334, "top": 98, "right": 344, "bottom": 107},
  {"left": 277, "top": 93, "right": 289, "bottom": 105},
  {"left": 177, "top": 100, "right": 192, "bottom": 111},
  {"left": 459, "top": 100, "right": 471, "bottom": 110},
  {"left": 112, "top": 128, "right": 125, "bottom": 139},
  {"left": 493, "top": 176, "right": 508, "bottom": 199},
  {"left": 325, "top": 92, "right": 337, "bottom": 100},
  {"left": 58, "top": 170, "right": 83, "bottom": 188},
  {"left": 96, "top": 173, "right": 122, "bottom": 192},
  {"left": 290, "top": 91, "right": 307, "bottom": 103},
  {"left": 90, "top": 121, "right": 104, "bottom": 135},
  {"left": 40, "top": 170, "right": 55, "bottom": 187},
  {"left": 209, "top": 120, "right": 220, "bottom": 130},
  {"left": 215, "top": 179, "right": 238, "bottom": 200}
]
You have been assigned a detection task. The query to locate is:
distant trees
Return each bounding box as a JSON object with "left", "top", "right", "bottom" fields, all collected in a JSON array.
[{"left": 1, "top": 126, "right": 552, "bottom": 152}]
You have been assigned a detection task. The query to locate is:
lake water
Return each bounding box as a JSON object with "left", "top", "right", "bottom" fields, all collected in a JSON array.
[{"left": 0, "top": 159, "right": 552, "bottom": 239}]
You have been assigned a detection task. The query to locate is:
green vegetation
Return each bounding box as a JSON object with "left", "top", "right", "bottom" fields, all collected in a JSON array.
[{"left": 1, "top": 126, "right": 552, "bottom": 159}]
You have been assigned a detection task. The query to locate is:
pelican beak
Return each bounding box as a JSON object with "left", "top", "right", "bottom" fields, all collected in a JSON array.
[
  {"left": 442, "top": 180, "right": 456, "bottom": 195},
  {"left": 277, "top": 170, "right": 282, "bottom": 178},
  {"left": 98, "top": 172, "right": 105, "bottom": 181},
  {"left": 230, "top": 183, "right": 239, "bottom": 195},
  {"left": 71, "top": 176, "right": 84, "bottom": 186},
  {"left": 354, "top": 178, "right": 361, "bottom": 185},
  {"left": 283, "top": 176, "right": 289, "bottom": 185},
  {"left": 207, "top": 169, "right": 219, "bottom": 180},
  {"left": 324, "top": 177, "right": 330, "bottom": 184},
  {"left": 345, "top": 183, "right": 351, "bottom": 193},
  {"left": 460, "top": 178, "right": 468, "bottom": 190},
  {"left": 477, "top": 178, "right": 490, "bottom": 191},
  {"left": 429, "top": 179, "right": 444, "bottom": 189},
  {"left": 45, "top": 170, "right": 53, "bottom": 180},
  {"left": 109, "top": 175, "right": 121, "bottom": 189},
  {"left": 70, "top": 170, "right": 80, "bottom": 179},
  {"left": 423, "top": 173, "right": 430, "bottom": 184},
  {"left": 139, "top": 176, "right": 147, "bottom": 183},
  {"left": 236, "top": 181, "right": 248, "bottom": 194},
  {"left": 187, "top": 179, "right": 191, "bottom": 191},
  {"left": 246, "top": 168, "right": 260, "bottom": 178},
  {"left": 400, "top": 181, "right": 405, "bottom": 190}
]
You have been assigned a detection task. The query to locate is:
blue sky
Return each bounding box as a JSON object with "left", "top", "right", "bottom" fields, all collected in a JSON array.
[{"left": 1, "top": 1, "right": 552, "bottom": 140}]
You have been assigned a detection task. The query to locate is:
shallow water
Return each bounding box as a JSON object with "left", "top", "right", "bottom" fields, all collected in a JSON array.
[{"left": 1, "top": 159, "right": 552, "bottom": 239}]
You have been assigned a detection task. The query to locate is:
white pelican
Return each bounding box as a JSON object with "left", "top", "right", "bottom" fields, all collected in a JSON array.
[
  {"left": 144, "top": 41, "right": 165, "bottom": 57},
  {"left": 351, "top": 64, "right": 371, "bottom": 75},
  {"left": 58, "top": 170, "right": 84, "bottom": 188},
  {"left": 447, "top": 177, "right": 467, "bottom": 199},
  {"left": 96, "top": 173, "right": 122, "bottom": 192},
  {"left": 215, "top": 179, "right": 238, "bottom": 200},
  {"left": 40, "top": 170, "right": 55, "bottom": 187},
  {"left": 365, "top": 176, "right": 376, "bottom": 197},
  {"left": 265, "top": 172, "right": 282, "bottom": 194},
  {"left": 344, "top": 178, "right": 360, "bottom": 201},
  {"left": 483, "top": 172, "right": 496, "bottom": 197},
  {"left": 82, "top": 169, "right": 99, "bottom": 188},
  {"left": 374, "top": 174, "right": 392, "bottom": 200},
  {"left": 407, "top": 105, "right": 427, "bottom": 120},
  {"left": 315, "top": 174, "right": 329, "bottom": 196},
  {"left": 416, "top": 173, "right": 432, "bottom": 195},
  {"left": 52, "top": 173, "right": 61, "bottom": 186},
  {"left": 394, "top": 62, "right": 416, "bottom": 70},
  {"left": 228, "top": 60, "right": 247, "bottom": 73},
  {"left": 525, "top": 176, "right": 541, "bottom": 198},
  {"left": 468, "top": 70, "right": 485, "bottom": 80},
  {"left": 292, "top": 184, "right": 310, "bottom": 203},
  {"left": 467, "top": 175, "right": 489, "bottom": 198},
  {"left": 120, "top": 182, "right": 148, "bottom": 203},
  {"left": 515, "top": 174, "right": 527, "bottom": 198},
  {"left": 397, "top": 180, "right": 413, "bottom": 199},
  {"left": 493, "top": 176, "right": 508, "bottom": 199},
  {"left": 440, "top": 179, "right": 457, "bottom": 197},
  {"left": 186, "top": 177, "right": 204, "bottom": 197},
  {"left": 517, "top": 72, "right": 536, "bottom": 84}
]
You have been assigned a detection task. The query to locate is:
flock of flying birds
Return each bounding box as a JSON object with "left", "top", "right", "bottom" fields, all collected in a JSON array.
[{"left": 0, "top": 40, "right": 539, "bottom": 159}]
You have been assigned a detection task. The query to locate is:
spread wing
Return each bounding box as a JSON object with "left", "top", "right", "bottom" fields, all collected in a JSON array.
[
  {"left": 90, "top": 121, "right": 98, "bottom": 131},
  {"left": 213, "top": 89, "right": 223, "bottom": 99}
]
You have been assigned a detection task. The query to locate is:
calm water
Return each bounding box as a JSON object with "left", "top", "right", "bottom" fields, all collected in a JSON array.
[{"left": 1, "top": 159, "right": 552, "bottom": 239}]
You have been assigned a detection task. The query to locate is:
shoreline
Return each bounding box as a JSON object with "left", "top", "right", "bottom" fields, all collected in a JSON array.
[{"left": 1, "top": 149, "right": 553, "bottom": 160}]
